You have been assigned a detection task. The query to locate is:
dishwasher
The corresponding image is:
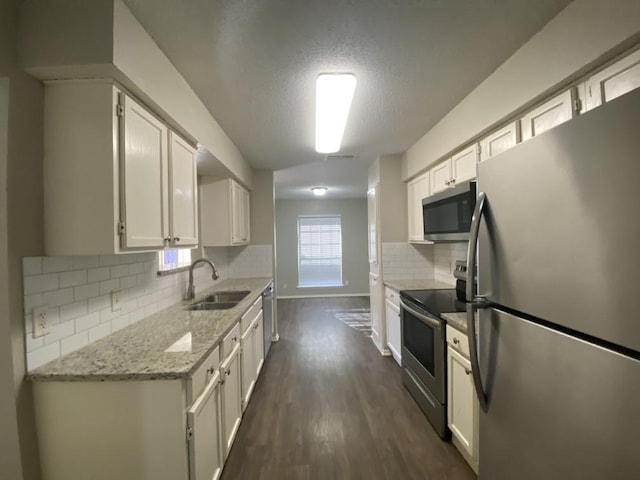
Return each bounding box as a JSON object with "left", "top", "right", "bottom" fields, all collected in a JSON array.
[{"left": 262, "top": 282, "right": 274, "bottom": 357}]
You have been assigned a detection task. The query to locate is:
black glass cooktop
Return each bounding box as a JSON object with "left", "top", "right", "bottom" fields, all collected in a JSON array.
[{"left": 400, "top": 289, "right": 466, "bottom": 317}]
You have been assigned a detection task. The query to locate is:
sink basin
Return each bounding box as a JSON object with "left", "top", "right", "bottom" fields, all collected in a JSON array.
[
  {"left": 186, "top": 290, "right": 250, "bottom": 311},
  {"left": 188, "top": 302, "right": 238, "bottom": 311},
  {"left": 201, "top": 291, "right": 250, "bottom": 303}
]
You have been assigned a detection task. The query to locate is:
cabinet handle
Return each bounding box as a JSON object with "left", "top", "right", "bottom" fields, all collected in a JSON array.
[
  {"left": 453, "top": 338, "right": 459, "bottom": 345},
  {"left": 445, "top": 180, "right": 450, "bottom": 186},
  {"left": 173, "top": 236, "right": 180, "bottom": 243},
  {"left": 164, "top": 236, "right": 171, "bottom": 243},
  {"left": 220, "top": 377, "right": 225, "bottom": 385},
  {"left": 225, "top": 368, "right": 231, "bottom": 376},
  {"left": 207, "top": 366, "right": 215, "bottom": 375},
  {"left": 450, "top": 178, "right": 456, "bottom": 185},
  {"left": 232, "top": 336, "right": 238, "bottom": 342},
  {"left": 465, "top": 368, "right": 471, "bottom": 375}
]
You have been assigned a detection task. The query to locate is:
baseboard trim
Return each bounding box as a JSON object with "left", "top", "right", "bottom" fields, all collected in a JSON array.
[{"left": 277, "top": 293, "right": 369, "bottom": 299}]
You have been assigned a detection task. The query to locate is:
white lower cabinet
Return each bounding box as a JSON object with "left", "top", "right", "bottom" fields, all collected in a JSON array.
[
  {"left": 220, "top": 343, "right": 242, "bottom": 459},
  {"left": 187, "top": 370, "right": 223, "bottom": 480},
  {"left": 446, "top": 326, "right": 479, "bottom": 473},
  {"left": 384, "top": 289, "right": 401, "bottom": 366}
]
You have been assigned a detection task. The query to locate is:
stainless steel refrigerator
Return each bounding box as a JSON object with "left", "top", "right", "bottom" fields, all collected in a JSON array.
[{"left": 466, "top": 87, "right": 640, "bottom": 479}]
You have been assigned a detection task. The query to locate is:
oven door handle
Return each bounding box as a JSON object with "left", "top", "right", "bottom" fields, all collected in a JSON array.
[{"left": 400, "top": 299, "right": 441, "bottom": 329}]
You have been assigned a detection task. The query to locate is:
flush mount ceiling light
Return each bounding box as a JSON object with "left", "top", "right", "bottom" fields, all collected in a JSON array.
[
  {"left": 315, "top": 73, "right": 357, "bottom": 154},
  {"left": 311, "top": 186, "right": 328, "bottom": 196}
]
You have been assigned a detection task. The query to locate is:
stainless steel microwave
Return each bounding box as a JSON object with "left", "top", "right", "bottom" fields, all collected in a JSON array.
[{"left": 422, "top": 181, "right": 476, "bottom": 242}]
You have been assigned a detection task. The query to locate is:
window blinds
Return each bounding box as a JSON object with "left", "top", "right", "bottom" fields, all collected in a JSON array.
[{"left": 297, "top": 215, "right": 343, "bottom": 287}]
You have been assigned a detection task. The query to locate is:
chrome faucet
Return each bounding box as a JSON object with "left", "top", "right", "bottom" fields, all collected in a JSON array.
[{"left": 186, "top": 258, "right": 220, "bottom": 301}]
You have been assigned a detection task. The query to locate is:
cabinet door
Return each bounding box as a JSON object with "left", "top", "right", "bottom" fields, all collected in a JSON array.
[
  {"left": 169, "top": 132, "right": 198, "bottom": 247},
  {"left": 187, "top": 370, "right": 223, "bottom": 480},
  {"left": 120, "top": 94, "right": 169, "bottom": 249},
  {"left": 430, "top": 159, "right": 452, "bottom": 194},
  {"left": 451, "top": 145, "right": 478, "bottom": 184},
  {"left": 407, "top": 172, "right": 430, "bottom": 243},
  {"left": 385, "top": 299, "right": 401, "bottom": 366},
  {"left": 242, "top": 187, "right": 251, "bottom": 244},
  {"left": 253, "top": 310, "right": 264, "bottom": 378},
  {"left": 480, "top": 122, "right": 520, "bottom": 162},
  {"left": 585, "top": 49, "right": 640, "bottom": 111},
  {"left": 230, "top": 181, "right": 248, "bottom": 245},
  {"left": 369, "top": 273, "right": 380, "bottom": 341},
  {"left": 367, "top": 186, "right": 378, "bottom": 264},
  {"left": 240, "top": 321, "right": 255, "bottom": 412},
  {"left": 521, "top": 89, "right": 575, "bottom": 141},
  {"left": 220, "top": 344, "right": 242, "bottom": 458},
  {"left": 447, "top": 347, "right": 476, "bottom": 461}
]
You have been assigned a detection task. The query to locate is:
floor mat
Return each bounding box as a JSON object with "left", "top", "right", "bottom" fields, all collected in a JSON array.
[{"left": 331, "top": 309, "right": 372, "bottom": 336}]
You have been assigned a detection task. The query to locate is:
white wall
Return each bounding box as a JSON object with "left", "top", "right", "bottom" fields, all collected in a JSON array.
[
  {"left": 404, "top": 0, "right": 640, "bottom": 180},
  {"left": 275, "top": 199, "right": 369, "bottom": 297}
]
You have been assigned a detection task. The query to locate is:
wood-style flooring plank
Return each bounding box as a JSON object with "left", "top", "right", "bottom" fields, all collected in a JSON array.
[{"left": 221, "top": 297, "right": 476, "bottom": 480}]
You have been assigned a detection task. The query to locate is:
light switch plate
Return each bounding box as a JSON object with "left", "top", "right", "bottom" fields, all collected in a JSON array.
[
  {"left": 33, "top": 306, "right": 50, "bottom": 338},
  {"left": 111, "top": 290, "right": 122, "bottom": 312}
]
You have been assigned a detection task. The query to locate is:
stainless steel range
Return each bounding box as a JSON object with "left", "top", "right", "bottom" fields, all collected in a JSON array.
[{"left": 400, "top": 285, "right": 465, "bottom": 438}]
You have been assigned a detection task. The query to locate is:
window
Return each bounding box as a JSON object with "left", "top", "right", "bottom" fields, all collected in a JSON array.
[
  {"left": 158, "top": 248, "right": 192, "bottom": 274},
  {"left": 297, "top": 215, "right": 343, "bottom": 287}
]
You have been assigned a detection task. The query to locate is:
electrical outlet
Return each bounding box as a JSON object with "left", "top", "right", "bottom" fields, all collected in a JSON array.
[
  {"left": 111, "top": 290, "right": 122, "bottom": 312},
  {"left": 33, "top": 306, "right": 50, "bottom": 338}
]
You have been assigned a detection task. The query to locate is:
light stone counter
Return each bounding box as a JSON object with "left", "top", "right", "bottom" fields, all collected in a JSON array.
[
  {"left": 383, "top": 279, "right": 453, "bottom": 292},
  {"left": 442, "top": 312, "right": 468, "bottom": 334},
  {"left": 29, "top": 277, "right": 273, "bottom": 382}
]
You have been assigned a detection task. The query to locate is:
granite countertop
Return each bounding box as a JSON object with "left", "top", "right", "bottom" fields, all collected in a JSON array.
[
  {"left": 29, "top": 277, "right": 273, "bottom": 382},
  {"left": 442, "top": 312, "right": 468, "bottom": 334},
  {"left": 383, "top": 279, "right": 453, "bottom": 292}
]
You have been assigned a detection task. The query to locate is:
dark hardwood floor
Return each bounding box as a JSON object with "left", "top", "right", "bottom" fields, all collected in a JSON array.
[{"left": 221, "top": 297, "right": 476, "bottom": 480}]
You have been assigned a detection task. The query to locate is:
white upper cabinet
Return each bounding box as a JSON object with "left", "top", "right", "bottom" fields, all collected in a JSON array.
[
  {"left": 521, "top": 89, "right": 576, "bottom": 141},
  {"left": 201, "top": 178, "right": 251, "bottom": 247},
  {"left": 451, "top": 144, "right": 478, "bottom": 184},
  {"left": 430, "top": 159, "right": 452, "bottom": 195},
  {"left": 584, "top": 48, "right": 640, "bottom": 111},
  {"left": 169, "top": 133, "right": 198, "bottom": 247},
  {"left": 120, "top": 94, "right": 169, "bottom": 250},
  {"left": 407, "top": 171, "right": 430, "bottom": 243},
  {"left": 480, "top": 122, "right": 520, "bottom": 162},
  {"left": 43, "top": 81, "right": 199, "bottom": 256}
]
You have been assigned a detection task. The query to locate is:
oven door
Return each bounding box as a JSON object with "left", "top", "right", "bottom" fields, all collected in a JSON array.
[{"left": 400, "top": 298, "right": 446, "bottom": 403}]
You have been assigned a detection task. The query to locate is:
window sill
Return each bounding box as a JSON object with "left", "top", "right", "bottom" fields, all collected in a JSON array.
[{"left": 296, "top": 284, "right": 345, "bottom": 289}]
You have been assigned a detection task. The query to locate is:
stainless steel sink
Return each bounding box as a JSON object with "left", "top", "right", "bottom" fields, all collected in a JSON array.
[
  {"left": 186, "top": 290, "right": 250, "bottom": 311},
  {"left": 187, "top": 302, "right": 238, "bottom": 311},
  {"left": 201, "top": 291, "right": 250, "bottom": 303}
]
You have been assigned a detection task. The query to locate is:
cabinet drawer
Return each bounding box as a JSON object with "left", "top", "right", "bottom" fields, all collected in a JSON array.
[
  {"left": 241, "top": 296, "right": 262, "bottom": 334},
  {"left": 189, "top": 345, "right": 220, "bottom": 404},
  {"left": 221, "top": 322, "right": 240, "bottom": 362},
  {"left": 384, "top": 287, "right": 400, "bottom": 308},
  {"left": 446, "top": 325, "right": 470, "bottom": 358}
]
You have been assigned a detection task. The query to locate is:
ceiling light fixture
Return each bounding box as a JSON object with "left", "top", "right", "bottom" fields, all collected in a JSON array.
[
  {"left": 315, "top": 73, "right": 357, "bottom": 154},
  {"left": 311, "top": 186, "right": 328, "bottom": 196}
]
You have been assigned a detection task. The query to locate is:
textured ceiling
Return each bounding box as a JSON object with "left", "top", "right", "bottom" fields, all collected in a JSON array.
[{"left": 123, "top": 0, "right": 572, "bottom": 199}]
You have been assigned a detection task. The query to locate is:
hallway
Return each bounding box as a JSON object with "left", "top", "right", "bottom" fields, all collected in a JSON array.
[{"left": 221, "top": 297, "right": 476, "bottom": 480}]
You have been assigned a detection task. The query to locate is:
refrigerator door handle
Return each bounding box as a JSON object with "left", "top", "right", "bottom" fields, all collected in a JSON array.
[{"left": 466, "top": 191, "right": 489, "bottom": 412}]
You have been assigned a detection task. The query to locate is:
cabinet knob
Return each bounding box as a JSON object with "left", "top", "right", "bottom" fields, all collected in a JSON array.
[
  {"left": 450, "top": 178, "right": 456, "bottom": 185},
  {"left": 225, "top": 368, "right": 231, "bottom": 376},
  {"left": 164, "top": 236, "right": 171, "bottom": 243},
  {"left": 220, "top": 377, "right": 225, "bottom": 385},
  {"left": 453, "top": 338, "right": 460, "bottom": 345},
  {"left": 254, "top": 323, "right": 259, "bottom": 330},
  {"left": 207, "top": 366, "right": 215, "bottom": 375},
  {"left": 465, "top": 368, "right": 471, "bottom": 375},
  {"left": 174, "top": 236, "right": 180, "bottom": 243},
  {"left": 232, "top": 336, "right": 238, "bottom": 342}
]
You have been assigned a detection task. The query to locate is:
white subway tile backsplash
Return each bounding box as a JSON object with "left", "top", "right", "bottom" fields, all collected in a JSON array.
[
  {"left": 22, "top": 257, "right": 42, "bottom": 276},
  {"left": 73, "top": 283, "right": 100, "bottom": 301},
  {"left": 43, "top": 288, "right": 74, "bottom": 308},
  {"left": 59, "top": 270, "right": 88, "bottom": 288},
  {"left": 381, "top": 243, "right": 434, "bottom": 281},
  {"left": 75, "top": 312, "right": 100, "bottom": 332},
  {"left": 60, "top": 331, "right": 89, "bottom": 356},
  {"left": 89, "top": 322, "right": 112, "bottom": 343},
  {"left": 87, "top": 267, "right": 110, "bottom": 283},
  {"left": 59, "top": 301, "right": 88, "bottom": 322},
  {"left": 42, "top": 256, "right": 74, "bottom": 273},
  {"left": 73, "top": 256, "right": 99, "bottom": 270},
  {"left": 27, "top": 343, "right": 60, "bottom": 370},
  {"left": 24, "top": 273, "right": 59, "bottom": 295},
  {"left": 22, "top": 246, "right": 257, "bottom": 371}
]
